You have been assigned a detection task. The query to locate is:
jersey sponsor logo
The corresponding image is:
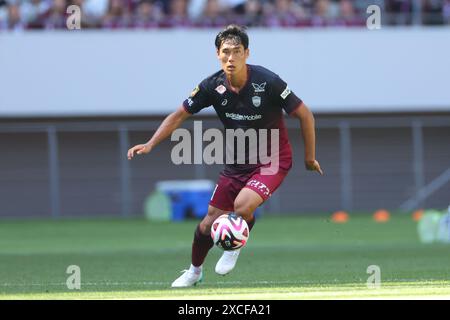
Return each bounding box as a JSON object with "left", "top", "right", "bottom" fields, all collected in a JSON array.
[
  {"left": 190, "top": 86, "right": 200, "bottom": 98},
  {"left": 225, "top": 112, "right": 262, "bottom": 121},
  {"left": 252, "top": 82, "right": 266, "bottom": 93},
  {"left": 280, "top": 86, "right": 291, "bottom": 99},
  {"left": 252, "top": 96, "right": 261, "bottom": 107},
  {"left": 215, "top": 85, "right": 226, "bottom": 94}
]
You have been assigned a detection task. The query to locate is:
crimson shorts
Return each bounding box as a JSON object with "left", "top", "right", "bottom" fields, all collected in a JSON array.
[{"left": 209, "top": 166, "right": 290, "bottom": 212}]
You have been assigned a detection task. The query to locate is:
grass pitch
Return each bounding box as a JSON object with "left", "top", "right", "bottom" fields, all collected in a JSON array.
[{"left": 1, "top": 214, "right": 450, "bottom": 299}]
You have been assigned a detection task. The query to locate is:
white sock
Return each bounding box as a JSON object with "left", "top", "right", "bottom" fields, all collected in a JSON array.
[{"left": 189, "top": 264, "right": 202, "bottom": 274}]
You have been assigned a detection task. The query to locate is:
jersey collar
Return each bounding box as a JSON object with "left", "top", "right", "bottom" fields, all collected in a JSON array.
[{"left": 224, "top": 65, "right": 251, "bottom": 95}]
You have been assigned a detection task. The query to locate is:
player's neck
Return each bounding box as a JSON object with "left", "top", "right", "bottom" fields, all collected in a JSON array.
[{"left": 227, "top": 65, "right": 248, "bottom": 92}]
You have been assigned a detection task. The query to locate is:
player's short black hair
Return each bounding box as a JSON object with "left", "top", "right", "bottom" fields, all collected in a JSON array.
[{"left": 215, "top": 25, "right": 249, "bottom": 50}]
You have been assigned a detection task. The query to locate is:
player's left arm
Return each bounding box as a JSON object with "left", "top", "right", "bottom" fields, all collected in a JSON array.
[{"left": 290, "top": 103, "right": 324, "bottom": 175}]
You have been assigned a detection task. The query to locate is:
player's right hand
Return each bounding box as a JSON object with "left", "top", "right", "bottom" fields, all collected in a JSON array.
[{"left": 127, "top": 143, "right": 152, "bottom": 160}]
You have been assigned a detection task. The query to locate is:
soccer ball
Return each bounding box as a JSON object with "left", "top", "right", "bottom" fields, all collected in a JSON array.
[{"left": 211, "top": 213, "right": 249, "bottom": 251}]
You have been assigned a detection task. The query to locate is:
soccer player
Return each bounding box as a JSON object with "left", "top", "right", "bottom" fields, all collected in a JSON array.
[{"left": 127, "top": 25, "right": 323, "bottom": 287}]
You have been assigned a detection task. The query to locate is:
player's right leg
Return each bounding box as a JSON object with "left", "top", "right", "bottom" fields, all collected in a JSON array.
[{"left": 171, "top": 205, "right": 228, "bottom": 288}]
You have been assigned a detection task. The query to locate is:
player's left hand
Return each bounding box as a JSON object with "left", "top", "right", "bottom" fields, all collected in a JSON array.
[{"left": 305, "top": 159, "right": 323, "bottom": 175}]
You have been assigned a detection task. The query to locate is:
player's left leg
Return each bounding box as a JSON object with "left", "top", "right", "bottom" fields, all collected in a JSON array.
[
  {"left": 215, "top": 168, "right": 290, "bottom": 275},
  {"left": 214, "top": 188, "right": 262, "bottom": 275},
  {"left": 234, "top": 187, "right": 263, "bottom": 226}
]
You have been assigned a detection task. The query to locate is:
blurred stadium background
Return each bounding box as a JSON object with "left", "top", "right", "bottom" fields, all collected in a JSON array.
[
  {"left": 1, "top": 0, "right": 449, "bottom": 218},
  {"left": 0, "top": 0, "right": 450, "bottom": 299}
]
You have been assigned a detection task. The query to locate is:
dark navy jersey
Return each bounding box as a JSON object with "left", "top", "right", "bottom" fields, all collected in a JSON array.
[{"left": 182, "top": 64, "right": 303, "bottom": 174}]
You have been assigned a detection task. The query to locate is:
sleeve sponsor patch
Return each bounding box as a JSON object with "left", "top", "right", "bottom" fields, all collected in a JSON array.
[
  {"left": 190, "top": 86, "right": 200, "bottom": 98},
  {"left": 280, "top": 86, "right": 291, "bottom": 100}
]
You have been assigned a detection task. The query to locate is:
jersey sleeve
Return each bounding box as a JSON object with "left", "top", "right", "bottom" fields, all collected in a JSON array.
[
  {"left": 271, "top": 75, "right": 303, "bottom": 115},
  {"left": 182, "top": 79, "right": 212, "bottom": 114}
]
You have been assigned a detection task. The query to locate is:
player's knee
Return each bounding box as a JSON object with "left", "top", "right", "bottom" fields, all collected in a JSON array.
[{"left": 234, "top": 200, "right": 255, "bottom": 220}]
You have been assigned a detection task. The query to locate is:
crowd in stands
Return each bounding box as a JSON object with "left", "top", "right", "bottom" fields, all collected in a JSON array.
[{"left": 1, "top": 0, "right": 449, "bottom": 30}]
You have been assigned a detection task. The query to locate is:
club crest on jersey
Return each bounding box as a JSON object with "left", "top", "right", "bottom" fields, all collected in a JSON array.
[
  {"left": 215, "top": 85, "right": 226, "bottom": 94},
  {"left": 190, "top": 86, "right": 200, "bottom": 98},
  {"left": 252, "top": 96, "right": 261, "bottom": 107},
  {"left": 252, "top": 82, "right": 266, "bottom": 93}
]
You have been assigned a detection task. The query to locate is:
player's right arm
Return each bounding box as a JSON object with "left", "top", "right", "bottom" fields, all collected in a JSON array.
[
  {"left": 127, "top": 106, "right": 191, "bottom": 160},
  {"left": 128, "top": 79, "right": 212, "bottom": 160}
]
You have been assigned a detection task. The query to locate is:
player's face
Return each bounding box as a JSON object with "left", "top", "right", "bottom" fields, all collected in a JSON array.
[{"left": 217, "top": 41, "right": 249, "bottom": 77}]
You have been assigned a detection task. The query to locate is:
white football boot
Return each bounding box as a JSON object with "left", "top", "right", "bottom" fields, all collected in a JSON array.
[
  {"left": 171, "top": 266, "right": 203, "bottom": 288},
  {"left": 215, "top": 249, "right": 241, "bottom": 275}
]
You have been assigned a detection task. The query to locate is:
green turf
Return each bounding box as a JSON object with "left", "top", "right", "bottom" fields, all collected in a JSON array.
[{"left": 1, "top": 214, "right": 450, "bottom": 299}]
